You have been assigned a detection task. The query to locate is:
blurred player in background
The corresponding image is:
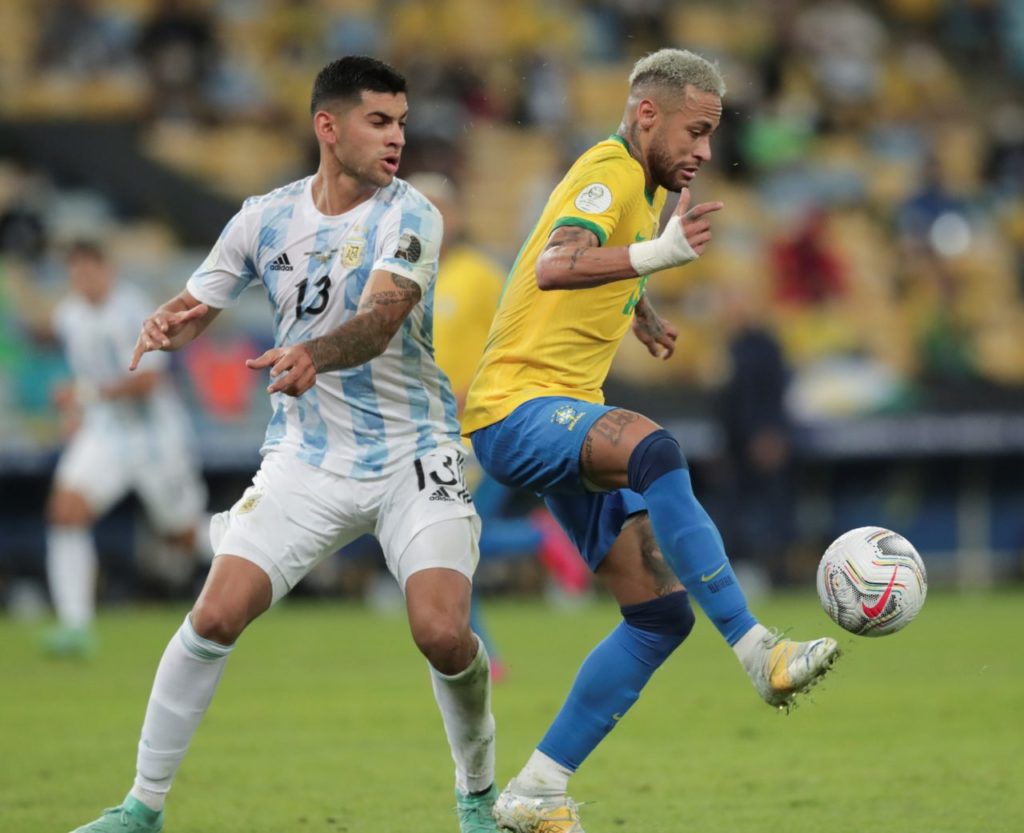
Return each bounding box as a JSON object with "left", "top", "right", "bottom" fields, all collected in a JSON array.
[
  {"left": 408, "top": 172, "right": 588, "bottom": 682},
  {"left": 45, "top": 240, "right": 210, "bottom": 658},
  {"left": 71, "top": 57, "right": 497, "bottom": 833},
  {"left": 463, "top": 49, "right": 840, "bottom": 831}
]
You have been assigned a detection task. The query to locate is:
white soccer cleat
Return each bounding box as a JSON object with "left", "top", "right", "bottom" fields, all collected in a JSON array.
[
  {"left": 747, "top": 630, "right": 840, "bottom": 710},
  {"left": 492, "top": 784, "right": 585, "bottom": 833}
]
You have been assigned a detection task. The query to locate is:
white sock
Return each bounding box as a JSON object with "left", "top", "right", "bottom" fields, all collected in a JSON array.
[
  {"left": 46, "top": 526, "right": 97, "bottom": 630},
  {"left": 430, "top": 635, "right": 495, "bottom": 795},
  {"left": 732, "top": 623, "right": 770, "bottom": 673},
  {"left": 512, "top": 749, "right": 573, "bottom": 799},
  {"left": 130, "top": 615, "right": 234, "bottom": 811}
]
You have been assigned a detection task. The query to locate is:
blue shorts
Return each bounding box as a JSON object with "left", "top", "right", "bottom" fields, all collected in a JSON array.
[{"left": 470, "top": 396, "right": 647, "bottom": 570}]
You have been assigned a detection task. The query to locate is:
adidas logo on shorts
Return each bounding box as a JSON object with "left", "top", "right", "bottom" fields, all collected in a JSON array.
[
  {"left": 429, "top": 487, "right": 455, "bottom": 502},
  {"left": 269, "top": 253, "right": 293, "bottom": 271}
]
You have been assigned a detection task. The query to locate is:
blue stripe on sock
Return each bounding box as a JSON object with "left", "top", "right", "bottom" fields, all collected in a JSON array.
[
  {"left": 641, "top": 468, "right": 757, "bottom": 645},
  {"left": 537, "top": 605, "right": 688, "bottom": 771}
]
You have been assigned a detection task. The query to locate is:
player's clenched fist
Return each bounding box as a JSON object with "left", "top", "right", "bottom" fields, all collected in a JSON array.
[
  {"left": 247, "top": 345, "right": 317, "bottom": 397},
  {"left": 129, "top": 304, "right": 210, "bottom": 370}
]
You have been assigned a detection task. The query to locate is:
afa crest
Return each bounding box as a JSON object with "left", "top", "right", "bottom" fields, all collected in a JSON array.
[
  {"left": 236, "top": 490, "right": 263, "bottom": 515},
  {"left": 342, "top": 240, "right": 365, "bottom": 268}
]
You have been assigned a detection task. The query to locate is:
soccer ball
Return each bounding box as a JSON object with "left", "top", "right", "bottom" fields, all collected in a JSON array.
[{"left": 816, "top": 527, "right": 927, "bottom": 636}]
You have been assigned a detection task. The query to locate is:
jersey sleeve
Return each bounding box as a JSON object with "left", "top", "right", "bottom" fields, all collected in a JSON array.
[
  {"left": 372, "top": 195, "right": 443, "bottom": 295},
  {"left": 185, "top": 207, "right": 258, "bottom": 308},
  {"left": 549, "top": 154, "right": 644, "bottom": 246}
]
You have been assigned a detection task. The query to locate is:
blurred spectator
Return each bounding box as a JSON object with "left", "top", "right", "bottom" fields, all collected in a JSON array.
[
  {"left": 793, "top": 0, "right": 887, "bottom": 116},
  {"left": 771, "top": 209, "right": 847, "bottom": 305},
  {"left": 0, "top": 164, "right": 51, "bottom": 263},
  {"left": 136, "top": 0, "right": 219, "bottom": 123},
  {"left": 896, "top": 156, "right": 967, "bottom": 247},
  {"left": 34, "top": 0, "right": 127, "bottom": 76},
  {"left": 714, "top": 289, "right": 795, "bottom": 586}
]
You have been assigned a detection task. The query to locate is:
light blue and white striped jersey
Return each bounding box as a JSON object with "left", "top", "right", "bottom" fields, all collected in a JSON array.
[
  {"left": 53, "top": 283, "right": 196, "bottom": 451},
  {"left": 186, "top": 175, "right": 460, "bottom": 480}
]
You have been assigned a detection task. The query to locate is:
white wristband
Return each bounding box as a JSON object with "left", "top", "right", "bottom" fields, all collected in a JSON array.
[{"left": 627, "top": 215, "right": 699, "bottom": 276}]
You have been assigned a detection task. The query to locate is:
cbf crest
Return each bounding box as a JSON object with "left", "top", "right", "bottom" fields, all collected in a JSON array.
[
  {"left": 342, "top": 239, "right": 365, "bottom": 268},
  {"left": 551, "top": 404, "right": 584, "bottom": 431}
]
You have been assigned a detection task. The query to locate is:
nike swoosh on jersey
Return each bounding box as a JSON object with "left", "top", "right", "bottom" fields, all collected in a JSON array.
[
  {"left": 701, "top": 564, "right": 727, "bottom": 582},
  {"left": 862, "top": 565, "right": 899, "bottom": 619}
]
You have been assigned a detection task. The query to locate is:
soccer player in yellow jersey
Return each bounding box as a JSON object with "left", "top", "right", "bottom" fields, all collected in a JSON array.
[{"left": 463, "top": 49, "right": 841, "bottom": 832}]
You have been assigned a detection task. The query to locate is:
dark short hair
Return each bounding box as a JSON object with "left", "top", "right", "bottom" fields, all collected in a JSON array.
[
  {"left": 65, "top": 239, "right": 105, "bottom": 262},
  {"left": 310, "top": 56, "right": 406, "bottom": 115}
]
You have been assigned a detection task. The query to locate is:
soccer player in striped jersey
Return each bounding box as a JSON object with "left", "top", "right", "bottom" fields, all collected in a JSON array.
[
  {"left": 45, "top": 240, "right": 210, "bottom": 658},
  {"left": 462, "top": 49, "right": 840, "bottom": 832},
  {"left": 71, "top": 57, "right": 497, "bottom": 833}
]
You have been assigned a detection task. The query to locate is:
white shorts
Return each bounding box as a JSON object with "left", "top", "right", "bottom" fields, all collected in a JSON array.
[
  {"left": 55, "top": 424, "right": 207, "bottom": 535},
  {"left": 210, "top": 446, "right": 480, "bottom": 603}
]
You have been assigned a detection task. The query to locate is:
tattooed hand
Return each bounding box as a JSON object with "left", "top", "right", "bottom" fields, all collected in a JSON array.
[
  {"left": 631, "top": 296, "right": 677, "bottom": 360},
  {"left": 246, "top": 344, "right": 317, "bottom": 396}
]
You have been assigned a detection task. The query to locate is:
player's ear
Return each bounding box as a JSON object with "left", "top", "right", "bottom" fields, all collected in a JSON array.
[
  {"left": 636, "top": 98, "right": 658, "bottom": 131},
  {"left": 313, "top": 110, "right": 337, "bottom": 145}
]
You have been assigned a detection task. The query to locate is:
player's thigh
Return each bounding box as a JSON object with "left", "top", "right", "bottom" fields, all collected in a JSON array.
[
  {"left": 213, "top": 452, "right": 374, "bottom": 604},
  {"left": 376, "top": 444, "right": 480, "bottom": 592},
  {"left": 597, "top": 512, "right": 684, "bottom": 607},
  {"left": 581, "top": 409, "right": 664, "bottom": 491},
  {"left": 52, "top": 429, "right": 130, "bottom": 519},
  {"left": 402, "top": 518, "right": 477, "bottom": 635},
  {"left": 133, "top": 444, "right": 208, "bottom": 536}
]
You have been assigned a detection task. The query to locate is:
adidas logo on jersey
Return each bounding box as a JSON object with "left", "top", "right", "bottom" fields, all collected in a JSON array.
[
  {"left": 269, "top": 253, "right": 293, "bottom": 271},
  {"left": 429, "top": 487, "right": 455, "bottom": 502}
]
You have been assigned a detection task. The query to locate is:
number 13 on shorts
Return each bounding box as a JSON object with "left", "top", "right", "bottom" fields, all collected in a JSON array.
[{"left": 414, "top": 447, "right": 473, "bottom": 505}]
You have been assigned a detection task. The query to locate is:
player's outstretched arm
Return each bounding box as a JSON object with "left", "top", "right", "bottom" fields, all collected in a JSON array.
[
  {"left": 247, "top": 270, "right": 421, "bottom": 397},
  {"left": 129, "top": 289, "right": 219, "bottom": 370},
  {"left": 536, "top": 188, "right": 723, "bottom": 291}
]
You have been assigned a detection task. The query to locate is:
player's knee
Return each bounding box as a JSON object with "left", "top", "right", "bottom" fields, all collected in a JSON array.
[
  {"left": 47, "top": 489, "right": 92, "bottom": 527},
  {"left": 410, "top": 614, "right": 470, "bottom": 671},
  {"left": 621, "top": 590, "right": 695, "bottom": 647},
  {"left": 189, "top": 598, "right": 248, "bottom": 645},
  {"left": 627, "top": 429, "right": 687, "bottom": 494}
]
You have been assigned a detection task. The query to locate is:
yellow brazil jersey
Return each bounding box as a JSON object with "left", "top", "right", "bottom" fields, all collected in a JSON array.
[
  {"left": 433, "top": 242, "right": 505, "bottom": 404},
  {"left": 462, "top": 135, "right": 666, "bottom": 435}
]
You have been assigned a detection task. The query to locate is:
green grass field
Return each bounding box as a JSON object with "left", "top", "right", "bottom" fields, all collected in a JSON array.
[{"left": 2, "top": 591, "right": 1022, "bottom": 833}]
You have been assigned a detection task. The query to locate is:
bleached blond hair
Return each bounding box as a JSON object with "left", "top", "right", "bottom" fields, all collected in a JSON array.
[{"left": 628, "top": 48, "right": 726, "bottom": 97}]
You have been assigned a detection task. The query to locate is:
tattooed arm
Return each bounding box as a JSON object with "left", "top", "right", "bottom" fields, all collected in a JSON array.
[
  {"left": 631, "top": 294, "right": 678, "bottom": 360},
  {"left": 245, "top": 271, "right": 422, "bottom": 397},
  {"left": 536, "top": 189, "right": 723, "bottom": 291},
  {"left": 535, "top": 225, "right": 636, "bottom": 291}
]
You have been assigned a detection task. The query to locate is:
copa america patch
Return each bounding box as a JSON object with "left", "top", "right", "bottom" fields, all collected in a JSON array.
[
  {"left": 395, "top": 231, "right": 422, "bottom": 263},
  {"left": 574, "top": 183, "right": 613, "bottom": 214}
]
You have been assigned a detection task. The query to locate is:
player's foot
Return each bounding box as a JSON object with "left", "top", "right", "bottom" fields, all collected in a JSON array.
[
  {"left": 44, "top": 626, "right": 95, "bottom": 659},
  {"left": 70, "top": 796, "right": 163, "bottom": 832},
  {"left": 456, "top": 784, "right": 499, "bottom": 832},
  {"left": 531, "top": 510, "right": 589, "bottom": 595},
  {"left": 746, "top": 629, "right": 840, "bottom": 709},
  {"left": 493, "top": 784, "right": 585, "bottom": 833}
]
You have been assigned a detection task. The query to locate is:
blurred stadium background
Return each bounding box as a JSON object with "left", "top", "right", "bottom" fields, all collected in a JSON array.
[{"left": 2, "top": 0, "right": 1024, "bottom": 610}]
